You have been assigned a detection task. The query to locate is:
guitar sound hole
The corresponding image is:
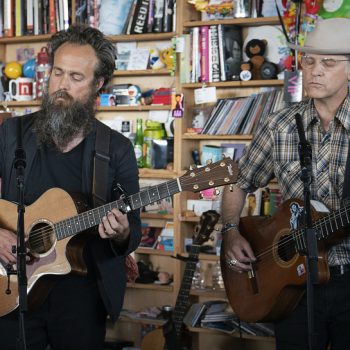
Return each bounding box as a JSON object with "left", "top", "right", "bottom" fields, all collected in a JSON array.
[
  {"left": 27, "top": 222, "right": 55, "bottom": 256},
  {"left": 277, "top": 234, "right": 297, "bottom": 262}
]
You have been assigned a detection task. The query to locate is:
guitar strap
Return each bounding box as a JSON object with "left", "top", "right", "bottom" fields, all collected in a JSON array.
[
  {"left": 93, "top": 122, "right": 139, "bottom": 283},
  {"left": 342, "top": 142, "right": 350, "bottom": 200},
  {"left": 93, "top": 122, "right": 111, "bottom": 208}
]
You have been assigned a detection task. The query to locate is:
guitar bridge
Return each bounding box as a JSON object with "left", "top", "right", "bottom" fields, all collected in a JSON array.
[{"left": 248, "top": 262, "right": 258, "bottom": 294}]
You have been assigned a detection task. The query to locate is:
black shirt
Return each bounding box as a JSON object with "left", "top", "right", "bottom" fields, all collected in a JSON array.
[{"left": 25, "top": 141, "right": 84, "bottom": 205}]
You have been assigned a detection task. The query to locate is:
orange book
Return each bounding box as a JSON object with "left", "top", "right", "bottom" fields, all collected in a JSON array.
[{"left": 49, "top": 0, "right": 56, "bottom": 34}]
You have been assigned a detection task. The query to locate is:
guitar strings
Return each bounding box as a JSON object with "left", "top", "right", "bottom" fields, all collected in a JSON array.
[
  {"left": 246, "top": 204, "right": 350, "bottom": 269},
  {"left": 22, "top": 166, "right": 234, "bottom": 248}
]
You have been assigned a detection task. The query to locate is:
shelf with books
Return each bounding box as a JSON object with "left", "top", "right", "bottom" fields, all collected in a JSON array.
[{"left": 183, "top": 16, "right": 280, "bottom": 28}]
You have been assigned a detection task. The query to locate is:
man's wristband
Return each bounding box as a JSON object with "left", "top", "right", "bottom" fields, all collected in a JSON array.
[{"left": 221, "top": 223, "right": 239, "bottom": 234}]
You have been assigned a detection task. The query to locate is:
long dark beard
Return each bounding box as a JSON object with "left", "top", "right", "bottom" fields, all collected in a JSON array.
[{"left": 34, "top": 89, "right": 96, "bottom": 150}]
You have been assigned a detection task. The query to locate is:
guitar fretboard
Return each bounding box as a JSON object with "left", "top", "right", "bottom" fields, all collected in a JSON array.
[
  {"left": 173, "top": 244, "right": 201, "bottom": 335},
  {"left": 293, "top": 199, "right": 350, "bottom": 252},
  {"left": 53, "top": 179, "right": 180, "bottom": 240}
]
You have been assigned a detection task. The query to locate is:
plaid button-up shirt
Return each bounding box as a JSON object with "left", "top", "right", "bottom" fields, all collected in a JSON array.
[{"left": 236, "top": 95, "right": 350, "bottom": 265}]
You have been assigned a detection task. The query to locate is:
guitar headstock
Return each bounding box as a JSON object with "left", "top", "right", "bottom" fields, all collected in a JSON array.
[
  {"left": 193, "top": 210, "right": 220, "bottom": 246},
  {"left": 179, "top": 157, "right": 238, "bottom": 193}
]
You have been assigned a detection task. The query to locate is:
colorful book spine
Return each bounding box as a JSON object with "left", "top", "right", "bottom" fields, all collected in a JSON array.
[
  {"left": 4, "top": 0, "right": 14, "bottom": 37},
  {"left": 209, "top": 25, "right": 220, "bottom": 82},
  {"left": 200, "top": 25, "right": 209, "bottom": 83},
  {"left": 49, "top": 0, "right": 56, "bottom": 33}
]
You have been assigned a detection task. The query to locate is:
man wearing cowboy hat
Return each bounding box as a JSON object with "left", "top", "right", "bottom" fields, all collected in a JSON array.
[{"left": 221, "top": 18, "right": 350, "bottom": 349}]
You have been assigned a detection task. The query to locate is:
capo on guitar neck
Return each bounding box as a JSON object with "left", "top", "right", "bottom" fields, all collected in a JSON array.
[
  {"left": 114, "top": 183, "right": 132, "bottom": 213},
  {"left": 171, "top": 254, "right": 198, "bottom": 263}
]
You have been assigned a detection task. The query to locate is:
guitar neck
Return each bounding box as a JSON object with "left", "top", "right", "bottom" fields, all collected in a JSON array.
[
  {"left": 293, "top": 199, "right": 350, "bottom": 251},
  {"left": 53, "top": 179, "right": 180, "bottom": 240},
  {"left": 172, "top": 244, "right": 201, "bottom": 335}
]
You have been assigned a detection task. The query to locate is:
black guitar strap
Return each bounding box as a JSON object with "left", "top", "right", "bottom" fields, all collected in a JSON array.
[
  {"left": 342, "top": 142, "right": 350, "bottom": 200},
  {"left": 93, "top": 122, "right": 111, "bottom": 207},
  {"left": 93, "top": 123, "right": 140, "bottom": 283}
]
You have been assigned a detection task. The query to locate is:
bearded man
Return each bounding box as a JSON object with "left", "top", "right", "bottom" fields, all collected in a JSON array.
[{"left": 0, "top": 25, "right": 141, "bottom": 350}]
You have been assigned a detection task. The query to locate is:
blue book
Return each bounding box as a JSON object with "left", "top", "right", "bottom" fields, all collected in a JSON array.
[{"left": 99, "top": 0, "right": 134, "bottom": 35}]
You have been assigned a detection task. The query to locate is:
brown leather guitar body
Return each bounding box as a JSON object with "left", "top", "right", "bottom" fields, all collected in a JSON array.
[
  {"left": 0, "top": 158, "right": 237, "bottom": 317},
  {"left": 221, "top": 198, "right": 349, "bottom": 323}
]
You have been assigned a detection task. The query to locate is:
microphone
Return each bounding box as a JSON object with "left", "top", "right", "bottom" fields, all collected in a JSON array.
[
  {"left": 14, "top": 117, "right": 26, "bottom": 173},
  {"left": 295, "top": 113, "right": 312, "bottom": 170}
]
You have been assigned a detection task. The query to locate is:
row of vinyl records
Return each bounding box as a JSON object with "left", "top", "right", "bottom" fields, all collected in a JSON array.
[
  {"left": 200, "top": 88, "right": 285, "bottom": 135},
  {"left": 0, "top": 0, "right": 70, "bottom": 37},
  {"left": 76, "top": 0, "right": 176, "bottom": 36},
  {"left": 179, "top": 24, "right": 244, "bottom": 84}
]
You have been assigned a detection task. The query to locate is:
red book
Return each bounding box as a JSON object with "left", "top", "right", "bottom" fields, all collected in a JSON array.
[{"left": 49, "top": 0, "right": 56, "bottom": 34}]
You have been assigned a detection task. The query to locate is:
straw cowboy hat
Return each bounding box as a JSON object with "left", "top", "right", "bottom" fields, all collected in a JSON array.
[{"left": 288, "top": 18, "right": 350, "bottom": 55}]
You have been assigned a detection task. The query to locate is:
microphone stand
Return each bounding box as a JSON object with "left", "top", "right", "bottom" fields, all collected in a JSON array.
[
  {"left": 295, "top": 113, "right": 318, "bottom": 350},
  {"left": 14, "top": 116, "right": 27, "bottom": 350}
]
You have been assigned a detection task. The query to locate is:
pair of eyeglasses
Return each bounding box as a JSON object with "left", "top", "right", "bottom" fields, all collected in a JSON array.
[{"left": 300, "top": 55, "right": 350, "bottom": 69}]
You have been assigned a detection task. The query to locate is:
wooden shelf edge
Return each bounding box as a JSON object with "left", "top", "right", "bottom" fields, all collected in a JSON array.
[
  {"left": 0, "top": 34, "right": 52, "bottom": 44},
  {"left": 138, "top": 168, "right": 178, "bottom": 179},
  {"left": 114, "top": 68, "right": 171, "bottom": 76},
  {"left": 118, "top": 315, "right": 166, "bottom": 326},
  {"left": 141, "top": 213, "right": 174, "bottom": 220},
  {"left": 182, "top": 79, "right": 284, "bottom": 89},
  {"left": 127, "top": 282, "right": 173, "bottom": 292},
  {"left": 97, "top": 105, "right": 171, "bottom": 111},
  {"left": 135, "top": 247, "right": 174, "bottom": 256},
  {"left": 182, "top": 134, "right": 253, "bottom": 140},
  {"left": 107, "top": 32, "right": 175, "bottom": 42},
  {"left": 1, "top": 100, "right": 41, "bottom": 107},
  {"left": 183, "top": 16, "right": 280, "bottom": 28}
]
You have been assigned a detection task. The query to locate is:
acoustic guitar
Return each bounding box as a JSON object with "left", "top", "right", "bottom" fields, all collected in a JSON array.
[
  {"left": 141, "top": 210, "right": 220, "bottom": 350},
  {"left": 0, "top": 157, "right": 237, "bottom": 317},
  {"left": 221, "top": 198, "right": 350, "bottom": 323}
]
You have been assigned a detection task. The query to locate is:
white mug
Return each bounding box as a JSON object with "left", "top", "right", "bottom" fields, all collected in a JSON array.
[{"left": 9, "top": 77, "right": 34, "bottom": 101}]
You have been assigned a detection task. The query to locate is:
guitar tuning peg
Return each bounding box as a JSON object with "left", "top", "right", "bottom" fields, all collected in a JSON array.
[
  {"left": 214, "top": 188, "right": 221, "bottom": 196},
  {"left": 222, "top": 153, "right": 226, "bottom": 159},
  {"left": 199, "top": 192, "right": 203, "bottom": 199},
  {"left": 229, "top": 184, "right": 234, "bottom": 192},
  {"left": 206, "top": 159, "right": 213, "bottom": 165}
]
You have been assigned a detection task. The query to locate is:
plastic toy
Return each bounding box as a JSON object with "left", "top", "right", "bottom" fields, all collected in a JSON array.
[
  {"left": 160, "top": 47, "right": 174, "bottom": 70},
  {"left": 22, "top": 58, "right": 36, "bottom": 79}
]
